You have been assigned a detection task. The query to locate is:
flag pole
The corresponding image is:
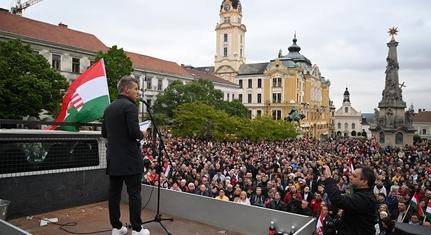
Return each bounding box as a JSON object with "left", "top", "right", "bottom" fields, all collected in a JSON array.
[{"left": 402, "top": 204, "right": 410, "bottom": 222}]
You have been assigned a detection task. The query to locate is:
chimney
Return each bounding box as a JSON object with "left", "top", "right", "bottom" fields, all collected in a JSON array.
[{"left": 58, "top": 23, "right": 68, "bottom": 28}]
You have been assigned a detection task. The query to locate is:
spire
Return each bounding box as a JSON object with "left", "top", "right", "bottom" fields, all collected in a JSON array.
[
  {"left": 343, "top": 87, "right": 350, "bottom": 103},
  {"left": 288, "top": 33, "right": 301, "bottom": 53},
  {"left": 378, "top": 26, "right": 405, "bottom": 109}
]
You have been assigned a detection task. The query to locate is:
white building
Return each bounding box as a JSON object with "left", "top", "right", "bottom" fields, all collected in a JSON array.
[{"left": 334, "top": 88, "right": 365, "bottom": 138}]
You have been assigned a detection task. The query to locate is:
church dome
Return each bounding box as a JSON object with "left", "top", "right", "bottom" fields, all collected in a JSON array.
[{"left": 275, "top": 34, "right": 312, "bottom": 68}]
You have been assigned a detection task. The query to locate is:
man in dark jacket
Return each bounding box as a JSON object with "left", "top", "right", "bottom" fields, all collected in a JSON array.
[
  {"left": 102, "top": 76, "right": 149, "bottom": 235},
  {"left": 321, "top": 165, "right": 378, "bottom": 235}
]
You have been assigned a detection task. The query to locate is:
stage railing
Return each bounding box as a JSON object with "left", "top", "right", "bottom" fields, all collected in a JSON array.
[{"left": 124, "top": 184, "right": 317, "bottom": 235}]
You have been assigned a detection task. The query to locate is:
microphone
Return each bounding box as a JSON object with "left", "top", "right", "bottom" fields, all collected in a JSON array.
[{"left": 138, "top": 89, "right": 151, "bottom": 108}]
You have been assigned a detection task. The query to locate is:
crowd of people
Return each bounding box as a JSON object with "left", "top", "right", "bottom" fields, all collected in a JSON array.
[{"left": 141, "top": 135, "right": 431, "bottom": 234}]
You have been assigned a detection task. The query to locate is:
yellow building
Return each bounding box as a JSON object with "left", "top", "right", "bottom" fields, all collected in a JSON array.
[{"left": 198, "top": 0, "right": 331, "bottom": 139}]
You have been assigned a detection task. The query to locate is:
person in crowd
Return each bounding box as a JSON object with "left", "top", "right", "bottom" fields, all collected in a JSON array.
[
  {"left": 196, "top": 184, "right": 211, "bottom": 197},
  {"left": 392, "top": 201, "right": 412, "bottom": 223},
  {"left": 267, "top": 191, "right": 287, "bottom": 211},
  {"left": 235, "top": 191, "right": 251, "bottom": 205},
  {"left": 321, "top": 165, "right": 378, "bottom": 234},
  {"left": 250, "top": 186, "right": 266, "bottom": 207},
  {"left": 102, "top": 76, "right": 150, "bottom": 235},
  {"left": 215, "top": 189, "right": 230, "bottom": 201}
]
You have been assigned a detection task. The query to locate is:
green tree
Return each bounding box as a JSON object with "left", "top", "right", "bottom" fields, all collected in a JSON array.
[
  {"left": 95, "top": 45, "right": 133, "bottom": 101},
  {"left": 0, "top": 40, "right": 68, "bottom": 119},
  {"left": 153, "top": 79, "right": 224, "bottom": 120},
  {"left": 217, "top": 100, "right": 250, "bottom": 118},
  {"left": 173, "top": 102, "right": 298, "bottom": 141},
  {"left": 173, "top": 102, "right": 233, "bottom": 140}
]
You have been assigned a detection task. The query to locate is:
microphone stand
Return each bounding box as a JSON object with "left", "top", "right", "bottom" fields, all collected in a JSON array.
[{"left": 139, "top": 97, "right": 173, "bottom": 235}]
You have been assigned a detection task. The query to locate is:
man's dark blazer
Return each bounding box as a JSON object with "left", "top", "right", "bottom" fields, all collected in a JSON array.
[{"left": 102, "top": 95, "right": 144, "bottom": 176}]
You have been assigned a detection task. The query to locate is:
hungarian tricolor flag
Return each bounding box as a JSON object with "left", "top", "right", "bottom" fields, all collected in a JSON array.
[
  {"left": 315, "top": 208, "right": 325, "bottom": 235},
  {"left": 48, "top": 59, "right": 110, "bottom": 131},
  {"left": 426, "top": 200, "right": 431, "bottom": 221},
  {"left": 409, "top": 192, "right": 424, "bottom": 217}
]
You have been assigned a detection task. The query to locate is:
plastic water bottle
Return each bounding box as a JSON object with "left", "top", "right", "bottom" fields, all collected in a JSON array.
[{"left": 268, "top": 220, "right": 276, "bottom": 235}]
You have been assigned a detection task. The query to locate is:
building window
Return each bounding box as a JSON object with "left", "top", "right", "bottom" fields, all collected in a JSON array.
[
  {"left": 395, "top": 132, "right": 403, "bottom": 145},
  {"left": 272, "top": 77, "right": 282, "bottom": 87},
  {"left": 224, "top": 34, "right": 228, "bottom": 43},
  {"left": 52, "top": 54, "right": 61, "bottom": 70},
  {"left": 338, "top": 123, "right": 341, "bottom": 129},
  {"left": 239, "top": 80, "right": 243, "bottom": 88},
  {"left": 248, "top": 79, "right": 252, "bottom": 88},
  {"left": 72, "top": 58, "right": 80, "bottom": 73},
  {"left": 232, "top": 94, "right": 235, "bottom": 100},
  {"left": 239, "top": 94, "right": 243, "bottom": 102},
  {"left": 224, "top": 17, "right": 230, "bottom": 23},
  {"left": 227, "top": 93, "right": 230, "bottom": 101},
  {"left": 248, "top": 110, "right": 252, "bottom": 117},
  {"left": 272, "top": 93, "right": 281, "bottom": 103},
  {"left": 345, "top": 107, "right": 348, "bottom": 113},
  {"left": 145, "top": 76, "right": 152, "bottom": 90},
  {"left": 257, "top": 79, "right": 262, "bottom": 88},
  {"left": 352, "top": 123, "right": 355, "bottom": 130},
  {"left": 240, "top": 48, "right": 243, "bottom": 58},
  {"left": 344, "top": 123, "right": 348, "bottom": 130},
  {"left": 157, "top": 79, "right": 163, "bottom": 90},
  {"left": 272, "top": 110, "right": 282, "bottom": 120},
  {"left": 248, "top": 94, "right": 252, "bottom": 103},
  {"left": 257, "top": 110, "right": 262, "bottom": 117},
  {"left": 422, "top": 129, "right": 427, "bottom": 135},
  {"left": 224, "top": 47, "right": 228, "bottom": 57},
  {"left": 257, "top": 94, "right": 262, "bottom": 103},
  {"left": 351, "top": 131, "right": 356, "bottom": 136}
]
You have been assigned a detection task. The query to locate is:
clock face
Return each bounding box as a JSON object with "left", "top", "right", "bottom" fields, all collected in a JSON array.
[{"left": 224, "top": 4, "right": 231, "bottom": 11}]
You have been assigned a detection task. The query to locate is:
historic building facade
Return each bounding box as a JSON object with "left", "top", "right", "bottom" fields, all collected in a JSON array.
[
  {"left": 0, "top": 10, "right": 238, "bottom": 120},
  {"left": 199, "top": 0, "right": 331, "bottom": 138},
  {"left": 370, "top": 28, "right": 415, "bottom": 146},
  {"left": 334, "top": 88, "right": 364, "bottom": 138}
]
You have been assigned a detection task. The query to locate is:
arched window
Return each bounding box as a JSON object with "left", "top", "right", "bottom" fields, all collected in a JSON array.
[
  {"left": 351, "top": 131, "right": 356, "bottom": 136},
  {"left": 395, "top": 132, "right": 403, "bottom": 145},
  {"left": 338, "top": 123, "right": 341, "bottom": 129},
  {"left": 352, "top": 123, "right": 355, "bottom": 130},
  {"left": 379, "top": 132, "right": 385, "bottom": 144},
  {"left": 337, "top": 131, "right": 342, "bottom": 136},
  {"left": 345, "top": 107, "right": 348, "bottom": 113},
  {"left": 344, "top": 123, "right": 348, "bottom": 130}
]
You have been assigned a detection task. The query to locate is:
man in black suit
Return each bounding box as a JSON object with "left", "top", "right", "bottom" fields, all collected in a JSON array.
[
  {"left": 321, "top": 165, "right": 378, "bottom": 235},
  {"left": 102, "top": 76, "right": 149, "bottom": 235}
]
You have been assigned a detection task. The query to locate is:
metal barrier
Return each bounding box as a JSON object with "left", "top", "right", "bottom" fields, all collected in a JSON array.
[
  {"left": 0, "top": 129, "right": 109, "bottom": 219},
  {"left": 125, "top": 184, "right": 317, "bottom": 235},
  {"left": 0, "top": 219, "right": 32, "bottom": 235}
]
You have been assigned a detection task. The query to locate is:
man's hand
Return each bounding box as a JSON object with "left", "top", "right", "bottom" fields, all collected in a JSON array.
[{"left": 321, "top": 165, "right": 332, "bottom": 181}]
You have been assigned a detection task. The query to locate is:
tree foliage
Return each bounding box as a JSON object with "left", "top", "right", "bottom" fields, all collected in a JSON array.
[
  {"left": 154, "top": 80, "right": 223, "bottom": 119},
  {"left": 95, "top": 45, "right": 133, "bottom": 101},
  {"left": 0, "top": 40, "right": 68, "bottom": 119},
  {"left": 173, "top": 102, "right": 298, "bottom": 141},
  {"left": 153, "top": 79, "right": 224, "bottom": 120},
  {"left": 217, "top": 100, "right": 250, "bottom": 118}
]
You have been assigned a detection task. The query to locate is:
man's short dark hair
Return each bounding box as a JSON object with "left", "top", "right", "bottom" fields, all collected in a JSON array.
[
  {"left": 117, "top": 75, "right": 139, "bottom": 93},
  {"left": 360, "top": 166, "right": 376, "bottom": 188}
]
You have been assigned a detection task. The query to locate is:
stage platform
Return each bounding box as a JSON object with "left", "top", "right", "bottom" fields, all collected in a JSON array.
[{"left": 8, "top": 201, "right": 243, "bottom": 235}]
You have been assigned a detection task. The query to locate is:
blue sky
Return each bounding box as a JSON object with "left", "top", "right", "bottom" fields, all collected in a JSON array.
[{"left": 2, "top": 0, "right": 430, "bottom": 112}]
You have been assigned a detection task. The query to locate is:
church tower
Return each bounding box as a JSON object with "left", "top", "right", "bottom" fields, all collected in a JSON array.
[
  {"left": 370, "top": 27, "right": 415, "bottom": 146},
  {"left": 214, "top": 0, "right": 246, "bottom": 82}
]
